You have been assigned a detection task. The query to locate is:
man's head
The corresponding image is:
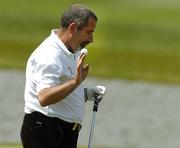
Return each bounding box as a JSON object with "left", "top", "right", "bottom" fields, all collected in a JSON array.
[{"left": 59, "top": 4, "right": 98, "bottom": 52}]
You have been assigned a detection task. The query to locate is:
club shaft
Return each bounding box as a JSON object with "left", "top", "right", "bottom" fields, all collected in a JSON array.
[{"left": 88, "top": 111, "right": 97, "bottom": 148}]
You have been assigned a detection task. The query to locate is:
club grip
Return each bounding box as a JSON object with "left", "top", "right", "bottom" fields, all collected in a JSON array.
[{"left": 93, "top": 99, "right": 99, "bottom": 112}]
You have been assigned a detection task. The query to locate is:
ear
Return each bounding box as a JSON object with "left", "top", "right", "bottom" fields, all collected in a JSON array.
[{"left": 68, "top": 23, "right": 77, "bottom": 34}]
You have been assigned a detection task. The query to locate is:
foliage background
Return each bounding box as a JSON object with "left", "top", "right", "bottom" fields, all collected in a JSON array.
[{"left": 0, "top": 0, "right": 180, "bottom": 84}]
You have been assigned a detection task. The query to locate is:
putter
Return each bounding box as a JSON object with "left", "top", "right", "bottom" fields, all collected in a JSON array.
[{"left": 88, "top": 86, "right": 106, "bottom": 148}]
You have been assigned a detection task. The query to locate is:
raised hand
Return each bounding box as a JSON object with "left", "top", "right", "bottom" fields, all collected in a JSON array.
[{"left": 74, "top": 53, "right": 89, "bottom": 85}]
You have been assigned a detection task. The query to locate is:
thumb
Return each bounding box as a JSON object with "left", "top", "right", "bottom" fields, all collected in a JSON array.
[{"left": 83, "top": 64, "right": 89, "bottom": 71}]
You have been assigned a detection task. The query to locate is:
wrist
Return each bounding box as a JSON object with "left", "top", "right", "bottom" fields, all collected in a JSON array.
[{"left": 72, "top": 78, "right": 80, "bottom": 87}]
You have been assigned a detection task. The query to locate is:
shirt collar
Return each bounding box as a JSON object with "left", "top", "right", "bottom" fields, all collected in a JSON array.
[{"left": 50, "top": 29, "right": 73, "bottom": 56}]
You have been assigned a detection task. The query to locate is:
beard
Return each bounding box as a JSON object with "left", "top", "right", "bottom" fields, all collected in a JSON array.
[{"left": 79, "top": 41, "right": 90, "bottom": 49}]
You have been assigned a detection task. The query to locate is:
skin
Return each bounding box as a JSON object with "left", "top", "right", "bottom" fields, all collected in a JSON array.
[{"left": 38, "top": 17, "right": 97, "bottom": 107}]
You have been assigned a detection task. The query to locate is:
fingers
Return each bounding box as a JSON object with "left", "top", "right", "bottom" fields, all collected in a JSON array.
[
  {"left": 75, "top": 54, "right": 89, "bottom": 83},
  {"left": 83, "top": 64, "right": 89, "bottom": 71},
  {"left": 77, "top": 53, "right": 86, "bottom": 69},
  {"left": 79, "top": 53, "right": 86, "bottom": 63},
  {"left": 82, "top": 64, "right": 89, "bottom": 81}
]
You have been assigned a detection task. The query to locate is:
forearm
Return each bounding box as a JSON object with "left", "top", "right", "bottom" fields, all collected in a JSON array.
[
  {"left": 38, "top": 53, "right": 89, "bottom": 107},
  {"left": 38, "top": 79, "right": 79, "bottom": 107}
]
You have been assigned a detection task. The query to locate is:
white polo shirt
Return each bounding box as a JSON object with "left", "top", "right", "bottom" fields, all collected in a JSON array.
[{"left": 24, "top": 29, "right": 85, "bottom": 124}]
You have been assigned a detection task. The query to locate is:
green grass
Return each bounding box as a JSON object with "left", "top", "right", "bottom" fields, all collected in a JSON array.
[
  {"left": 0, "top": 0, "right": 180, "bottom": 84},
  {"left": 0, "top": 144, "right": 20, "bottom": 148}
]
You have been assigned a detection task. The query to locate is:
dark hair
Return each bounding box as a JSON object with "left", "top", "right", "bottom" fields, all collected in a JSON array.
[{"left": 61, "top": 4, "right": 98, "bottom": 30}]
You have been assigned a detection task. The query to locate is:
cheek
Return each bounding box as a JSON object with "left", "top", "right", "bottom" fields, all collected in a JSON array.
[
  {"left": 79, "top": 36, "right": 86, "bottom": 43},
  {"left": 77, "top": 32, "right": 88, "bottom": 44},
  {"left": 80, "top": 32, "right": 88, "bottom": 40},
  {"left": 74, "top": 36, "right": 81, "bottom": 44}
]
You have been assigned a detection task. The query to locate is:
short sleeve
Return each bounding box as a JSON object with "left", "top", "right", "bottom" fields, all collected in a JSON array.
[{"left": 35, "top": 62, "right": 63, "bottom": 93}]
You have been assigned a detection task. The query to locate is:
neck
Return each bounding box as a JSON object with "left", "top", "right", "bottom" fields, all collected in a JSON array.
[{"left": 57, "top": 28, "right": 75, "bottom": 53}]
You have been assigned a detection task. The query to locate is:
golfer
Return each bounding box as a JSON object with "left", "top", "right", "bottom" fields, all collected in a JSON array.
[{"left": 20, "top": 4, "right": 97, "bottom": 148}]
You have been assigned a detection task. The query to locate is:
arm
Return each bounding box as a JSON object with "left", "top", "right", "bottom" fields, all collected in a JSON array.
[{"left": 38, "top": 54, "right": 89, "bottom": 107}]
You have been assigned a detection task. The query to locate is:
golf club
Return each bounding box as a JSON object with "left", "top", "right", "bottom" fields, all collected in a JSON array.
[{"left": 88, "top": 86, "right": 106, "bottom": 148}]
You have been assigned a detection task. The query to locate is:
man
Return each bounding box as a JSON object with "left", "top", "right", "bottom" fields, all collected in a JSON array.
[{"left": 20, "top": 4, "right": 98, "bottom": 148}]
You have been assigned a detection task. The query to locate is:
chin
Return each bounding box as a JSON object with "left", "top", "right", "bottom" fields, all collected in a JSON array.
[
  {"left": 80, "top": 45, "right": 87, "bottom": 49},
  {"left": 80, "top": 42, "right": 89, "bottom": 49},
  {"left": 78, "top": 46, "right": 85, "bottom": 50}
]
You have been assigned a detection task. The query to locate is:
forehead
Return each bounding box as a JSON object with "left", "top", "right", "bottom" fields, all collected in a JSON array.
[{"left": 83, "top": 17, "right": 97, "bottom": 31}]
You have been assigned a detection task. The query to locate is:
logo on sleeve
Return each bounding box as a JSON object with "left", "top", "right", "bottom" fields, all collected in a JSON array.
[{"left": 68, "top": 66, "right": 73, "bottom": 75}]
